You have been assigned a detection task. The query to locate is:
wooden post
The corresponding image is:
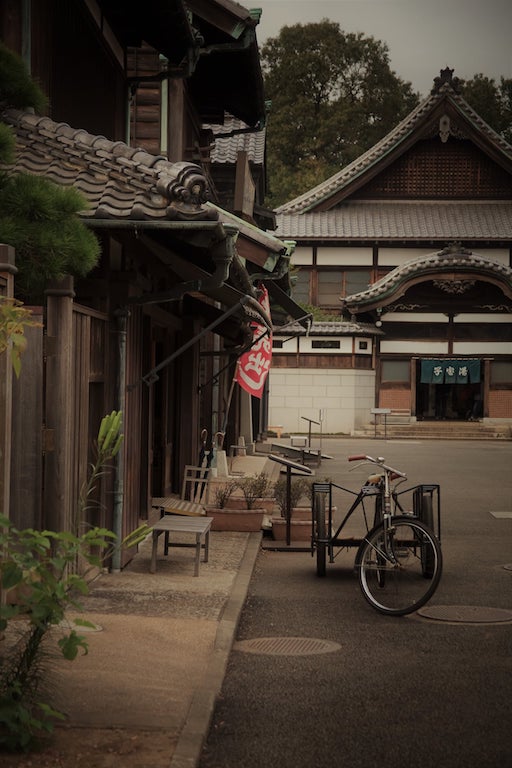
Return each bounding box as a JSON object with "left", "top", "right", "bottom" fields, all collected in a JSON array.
[
  {"left": 44, "top": 276, "right": 74, "bottom": 533},
  {"left": 0, "top": 245, "right": 16, "bottom": 520}
]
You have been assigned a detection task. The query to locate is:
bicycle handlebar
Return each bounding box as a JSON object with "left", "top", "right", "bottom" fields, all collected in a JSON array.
[{"left": 348, "top": 454, "right": 407, "bottom": 479}]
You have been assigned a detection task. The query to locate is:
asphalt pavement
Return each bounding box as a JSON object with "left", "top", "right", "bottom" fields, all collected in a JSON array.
[{"left": 198, "top": 437, "right": 512, "bottom": 768}]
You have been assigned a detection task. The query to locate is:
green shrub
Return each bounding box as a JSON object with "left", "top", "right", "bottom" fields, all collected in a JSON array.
[
  {"left": 272, "top": 477, "right": 309, "bottom": 517},
  {"left": 235, "top": 472, "right": 273, "bottom": 509}
]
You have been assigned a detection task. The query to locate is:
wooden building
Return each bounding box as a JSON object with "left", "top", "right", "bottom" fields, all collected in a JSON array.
[
  {"left": 1, "top": 0, "right": 303, "bottom": 561},
  {"left": 270, "top": 68, "right": 512, "bottom": 436}
]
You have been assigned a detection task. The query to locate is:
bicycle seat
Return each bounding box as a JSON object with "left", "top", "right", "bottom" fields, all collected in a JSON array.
[{"left": 361, "top": 473, "right": 384, "bottom": 495}]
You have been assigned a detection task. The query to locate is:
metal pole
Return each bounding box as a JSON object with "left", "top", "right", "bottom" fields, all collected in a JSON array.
[
  {"left": 112, "top": 309, "right": 129, "bottom": 572},
  {"left": 285, "top": 466, "right": 292, "bottom": 546}
]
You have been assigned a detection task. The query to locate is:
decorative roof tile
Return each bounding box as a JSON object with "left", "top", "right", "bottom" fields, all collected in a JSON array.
[
  {"left": 1, "top": 109, "right": 217, "bottom": 222},
  {"left": 276, "top": 202, "right": 512, "bottom": 241}
]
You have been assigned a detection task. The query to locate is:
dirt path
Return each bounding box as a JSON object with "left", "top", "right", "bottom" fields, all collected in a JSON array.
[{"left": 1, "top": 727, "right": 175, "bottom": 767}]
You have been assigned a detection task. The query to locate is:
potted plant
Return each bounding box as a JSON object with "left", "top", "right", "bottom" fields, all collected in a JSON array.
[
  {"left": 272, "top": 477, "right": 309, "bottom": 518},
  {"left": 234, "top": 472, "right": 274, "bottom": 510},
  {"left": 271, "top": 476, "right": 333, "bottom": 541},
  {"left": 206, "top": 476, "right": 267, "bottom": 531},
  {"left": 212, "top": 479, "right": 238, "bottom": 509}
]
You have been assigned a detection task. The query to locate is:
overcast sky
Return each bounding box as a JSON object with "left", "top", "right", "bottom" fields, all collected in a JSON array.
[{"left": 255, "top": 0, "right": 511, "bottom": 97}]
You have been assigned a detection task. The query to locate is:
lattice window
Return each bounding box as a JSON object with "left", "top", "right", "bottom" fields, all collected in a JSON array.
[{"left": 358, "top": 138, "right": 512, "bottom": 199}]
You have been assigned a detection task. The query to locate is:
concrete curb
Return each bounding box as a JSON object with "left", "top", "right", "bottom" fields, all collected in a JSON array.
[{"left": 169, "top": 531, "right": 262, "bottom": 768}]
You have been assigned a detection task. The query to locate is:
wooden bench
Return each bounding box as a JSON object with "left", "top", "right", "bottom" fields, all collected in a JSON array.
[
  {"left": 152, "top": 496, "right": 205, "bottom": 517},
  {"left": 150, "top": 516, "right": 213, "bottom": 576}
]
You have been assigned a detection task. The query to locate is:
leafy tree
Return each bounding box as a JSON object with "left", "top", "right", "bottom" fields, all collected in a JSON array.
[
  {"left": 0, "top": 42, "right": 100, "bottom": 301},
  {"left": 261, "top": 20, "right": 420, "bottom": 206},
  {"left": 460, "top": 73, "right": 512, "bottom": 144}
]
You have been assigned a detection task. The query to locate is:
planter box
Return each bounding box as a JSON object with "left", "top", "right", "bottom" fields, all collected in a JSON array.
[
  {"left": 273, "top": 506, "right": 336, "bottom": 522},
  {"left": 271, "top": 508, "right": 335, "bottom": 541},
  {"left": 206, "top": 507, "right": 265, "bottom": 532},
  {"left": 271, "top": 517, "right": 312, "bottom": 541},
  {"left": 288, "top": 507, "right": 312, "bottom": 521}
]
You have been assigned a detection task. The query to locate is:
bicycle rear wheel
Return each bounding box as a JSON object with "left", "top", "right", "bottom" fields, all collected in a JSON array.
[
  {"left": 355, "top": 517, "right": 442, "bottom": 616},
  {"left": 314, "top": 493, "right": 327, "bottom": 577}
]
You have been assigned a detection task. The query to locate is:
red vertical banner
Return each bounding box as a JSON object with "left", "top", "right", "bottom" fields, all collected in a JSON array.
[{"left": 235, "top": 286, "right": 272, "bottom": 399}]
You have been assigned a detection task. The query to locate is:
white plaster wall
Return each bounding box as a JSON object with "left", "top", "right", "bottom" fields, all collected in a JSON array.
[{"left": 268, "top": 368, "right": 376, "bottom": 435}]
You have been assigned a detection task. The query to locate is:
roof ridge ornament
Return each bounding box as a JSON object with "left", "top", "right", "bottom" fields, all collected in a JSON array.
[
  {"left": 438, "top": 242, "right": 472, "bottom": 257},
  {"left": 155, "top": 162, "right": 216, "bottom": 220},
  {"left": 431, "top": 67, "right": 462, "bottom": 95}
]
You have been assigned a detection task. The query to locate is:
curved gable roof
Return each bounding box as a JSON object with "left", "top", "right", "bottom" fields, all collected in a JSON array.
[
  {"left": 343, "top": 245, "right": 512, "bottom": 314},
  {"left": 277, "top": 69, "right": 512, "bottom": 215}
]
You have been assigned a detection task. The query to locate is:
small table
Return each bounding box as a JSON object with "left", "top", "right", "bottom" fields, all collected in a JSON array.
[
  {"left": 371, "top": 407, "right": 391, "bottom": 439},
  {"left": 150, "top": 516, "right": 213, "bottom": 576}
]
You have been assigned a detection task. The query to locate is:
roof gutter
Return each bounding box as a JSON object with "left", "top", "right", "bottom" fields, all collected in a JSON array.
[
  {"left": 85, "top": 217, "right": 272, "bottom": 327},
  {"left": 130, "top": 227, "right": 238, "bottom": 305}
]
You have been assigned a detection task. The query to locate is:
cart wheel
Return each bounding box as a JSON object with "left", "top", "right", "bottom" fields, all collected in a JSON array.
[
  {"left": 315, "top": 493, "right": 327, "bottom": 577},
  {"left": 420, "top": 494, "right": 436, "bottom": 578},
  {"left": 373, "top": 495, "right": 386, "bottom": 587}
]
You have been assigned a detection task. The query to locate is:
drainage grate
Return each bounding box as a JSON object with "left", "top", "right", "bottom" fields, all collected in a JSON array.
[
  {"left": 234, "top": 637, "right": 342, "bottom": 656},
  {"left": 417, "top": 605, "right": 512, "bottom": 625}
]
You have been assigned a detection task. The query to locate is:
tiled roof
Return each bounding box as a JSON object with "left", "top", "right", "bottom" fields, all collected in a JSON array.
[
  {"left": 274, "top": 320, "right": 383, "bottom": 336},
  {"left": 206, "top": 114, "right": 266, "bottom": 165},
  {"left": 277, "top": 81, "right": 512, "bottom": 215},
  {"left": 207, "top": 202, "right": 287, "bottom": 256},
  {"left": 1, "top": 109, "right": 217, "bottom": 222},
  {"left": 276, "top": 201, "right": 512, "bottom": 241},
  {"left": 344, "top": 245, "right": 512, "bottom": 309}
]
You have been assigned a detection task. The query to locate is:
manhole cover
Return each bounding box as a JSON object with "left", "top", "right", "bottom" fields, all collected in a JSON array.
[
  {"left": 234, "top": 637, "right": 341, "bottom": 656},
  {"left": 417, "top": 605, "right": 512, "bottom": 625}
]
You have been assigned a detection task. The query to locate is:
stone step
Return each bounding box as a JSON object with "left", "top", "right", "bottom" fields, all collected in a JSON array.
[{"left": 355, "top": 420, "right": 511, "bottom": 440}]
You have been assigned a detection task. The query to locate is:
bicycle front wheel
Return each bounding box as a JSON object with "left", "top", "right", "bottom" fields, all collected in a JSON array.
[{"left": 355, "top": 517, "right": 442, "bottom": 616}]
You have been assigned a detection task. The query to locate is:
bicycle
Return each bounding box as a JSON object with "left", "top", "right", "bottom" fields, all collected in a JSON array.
[{"left": 311, "top": 454, "right": 443, "bottom": 616}]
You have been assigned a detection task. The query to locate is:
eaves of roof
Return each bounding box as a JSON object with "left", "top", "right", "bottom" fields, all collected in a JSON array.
[
  {"left": 187, "top": 0, "right": 260, "bottom": 40},
  {"left": 343, "top": 246, "right": 512, "bottom": 313},
  {"left": 187, "top": 1, "right": 265, "bottom": 127},
  {"left": 208, "top": 202, "right": 289, "bottom": 259},
  {"left": 98, "top": 0, "right": 196, "bottom": 68},
  {"left": 207, "top": 204, "right": 308, "bottom": 325},
  {"left": 274, "top": 320, "right": 384, "bottom": 336},
  {"left": 277, "top": 81, "right": 512, "bottom": 216},
  {"left": 275, "top": 201, "right": 512, "bottom": 242}
]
